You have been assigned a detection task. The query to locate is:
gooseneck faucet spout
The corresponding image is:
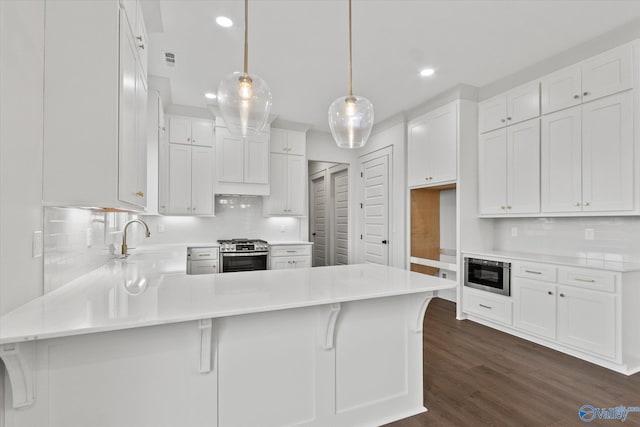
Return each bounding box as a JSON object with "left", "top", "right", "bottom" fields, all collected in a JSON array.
[{"left": 121, "top": 219, "right": 151, "bottom": 256}]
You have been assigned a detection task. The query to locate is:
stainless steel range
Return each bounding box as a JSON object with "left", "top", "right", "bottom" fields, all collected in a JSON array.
[{"left": 218, "top": 238, "right": 269, "bottom": 273}]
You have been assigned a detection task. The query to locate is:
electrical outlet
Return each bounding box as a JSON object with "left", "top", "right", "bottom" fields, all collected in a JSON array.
[
  {"left": 280, "top": 225, "right": 286, "bottom": 232},
  {"left": 32, "top": 231, "right": 43, "bottom": 258},
  {"left": 511, "top": 227, "right": 518, "bottom": 237},
  {"left": 585, "top": 228, "right": 595, "bottom": 240},
  {"left": 441, "top": 272, "right": 448, "bottom": 280},
  {"left": 157, "top": 223, "right": 165, "bottom": 233}
]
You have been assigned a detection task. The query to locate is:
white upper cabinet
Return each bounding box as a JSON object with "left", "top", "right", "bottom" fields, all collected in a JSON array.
[
  {"left": 478, "top": 95, "right": 508, "bottom": 134},
  {"left": 541, "top": 106, "right": 583, "bottom": 213},
  {"left": 507, "top": 82, "right": 541, "bottom": 126},
  {"left": 264, "top": 129, "right": 307, "bottom": 216},
  {"left": 541, "top": 44, "right": 633, "bottom": 115},
  {"left": 478, "top": 129, "right": 508, "bottom": 215},
  {"left": 43, "top": 0, "right": 148, "bottom": 210},
  {"left": 541, "top": 92, "right": 633, "bottom": 214},
  {"left": 479, "top": 82, "right": 539, "bottom": 134},
  {"left": 191, "top": 146, "right": 215, "bottom": 215},
  {"left": 408, "top": 101, "right": 457, "bottom": 187},
  {"left": 169, "top": 116, "right": 214, "bottom": 147},
  {"left": 582, "top": 44, "right": 633, "bottom": 103},
  {"left": 168, "top": 144, "right": 192, "bottom": 215},
  {"left": 541, "top": 65, "right": 582, "bottom": 114},
  {"left": 164, "top": 143, "right": 214, "bottom": 216},
  {"left": 581, "top": 91, "right": 634, "bottom": 212},
  {"left": 215, "top": 126, "right": 271, "bottom": 195},
  {"left": 270, "top": 128, "right": 306, "bottom": 156},
  {"left": 479, "top": 119, "right": 540, "bottom": 216}
]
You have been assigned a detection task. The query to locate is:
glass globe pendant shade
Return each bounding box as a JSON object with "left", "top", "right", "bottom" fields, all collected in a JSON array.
[
  {"left": 328, "top": 95, "right": 374, "bottom": 149},
  {"left": 217, "top": 71, "right": 272, "bottom": 137}
]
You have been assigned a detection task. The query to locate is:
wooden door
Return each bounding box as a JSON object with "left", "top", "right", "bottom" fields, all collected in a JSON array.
[
  {"left": 581, "top": 91, "right": 633, "bottom": 212},
  {"left": 333, "top": 169, "right": 349, "bottom": 265},
  {"left": 478, "top": 129, "right": 507, "bottom": 215},
  {"left": 361, "top": 153, "right": 389, "bottom": 265},
  {"left": 541, "top": 106, "right": 582, "bottom": 213},
  {"left": 311, "top": 174, "right": 327, "bottom": 267}
]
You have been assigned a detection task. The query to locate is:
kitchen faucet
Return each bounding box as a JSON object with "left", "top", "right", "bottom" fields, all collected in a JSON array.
[{"left": 121, "top": 219, "right": 151, "bottom": 256}]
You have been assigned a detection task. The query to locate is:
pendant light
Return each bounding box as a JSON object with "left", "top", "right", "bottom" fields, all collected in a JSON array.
[
  {"left": 328, "top": 0, "right": 374, "bottom": 149},
  {"left": 217, "top": 0, "right": 272, "bottom": 137}
]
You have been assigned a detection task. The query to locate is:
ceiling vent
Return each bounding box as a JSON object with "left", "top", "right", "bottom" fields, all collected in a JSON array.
[{"left": 165, "top": 52, "right": 176, "bottom": 67}]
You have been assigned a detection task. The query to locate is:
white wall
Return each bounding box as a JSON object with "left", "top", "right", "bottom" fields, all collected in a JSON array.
[{"left": 0, "top": 0, "right": 45, "bottom": 316}]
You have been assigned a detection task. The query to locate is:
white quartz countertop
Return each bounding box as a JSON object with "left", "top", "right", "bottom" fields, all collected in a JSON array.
[
  {"left": 463, "top": 250, "right": 640, "bottom": 272},
  {"left": 0, "top": 261, "right": 454, "bottom": 345}
]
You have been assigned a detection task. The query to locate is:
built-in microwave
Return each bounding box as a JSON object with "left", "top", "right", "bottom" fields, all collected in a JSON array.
[{"left": 464, "top": 257, "right": 511, "bottom": 296}]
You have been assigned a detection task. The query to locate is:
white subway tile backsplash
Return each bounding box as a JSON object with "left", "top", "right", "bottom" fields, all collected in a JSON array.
[{"left": 493, "top": 217, "right": 640, "bottom": 263}]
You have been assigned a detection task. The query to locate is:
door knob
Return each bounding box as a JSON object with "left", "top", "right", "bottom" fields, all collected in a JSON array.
[
  {"left": 382, "top": 240, "right": 388, "bottom": 244},
  {"left": 312, "top": 233, "right": 316, "bottom": 236}
]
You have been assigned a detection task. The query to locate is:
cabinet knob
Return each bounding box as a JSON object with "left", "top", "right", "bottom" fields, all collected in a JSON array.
[
  {"left": 507, "top": 117, "right": 512, "bottom": 121},
  {"left": 501, "top": 119, "right": 506, "bottom": 123},
  {"left": 500, "top": 206, "right": 506, "bottom": 210},
  {"left": 583, "top": 91, "right": 589, "bottom": 96},
  {"left": 161, "top": 205, "right": 166, "bottom": 209},
  {"left": 187, "top": 138, "right": 191, "bottom": 142},
  {"left": 559, "top": 293, "right": 565, "bottom": 298},
  {"left": 575, "top": 202, "right": 581, "bottom": 207},
  {"left": 193, "top": 207, "right": 196, "bottom": 211},
  {"left": 584, "top": 202, "right": 590, "bottom": 207},
  {"left": 192, "top": 139, "right": 196, "bottom": 143},
  {"left": 548, "top": 291, "right": 553, "bottom": 295},
  {"left": 136, "top": 191, "right": 144, "bottom": 197},
  {"left": 507, "top": 205, "right": 512, "bottom": 209},
  {"left": 574, "top": 94, "right": 580, "bottom": 99}
]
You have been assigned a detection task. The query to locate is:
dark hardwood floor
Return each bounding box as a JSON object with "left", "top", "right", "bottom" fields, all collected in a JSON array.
[{"left": 385, "top": 298, "right": 640, "bottom": 427}]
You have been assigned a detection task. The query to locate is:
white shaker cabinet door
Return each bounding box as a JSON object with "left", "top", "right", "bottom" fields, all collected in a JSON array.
[
  {"left": 269, "top": 128, "right": 288, "bottom": 153},
  {"left": 541, "top": 106, "right": 582, "bottom": 213},
  {"left": 507, "top": 81, "right": 540, "bottom": 125},
  {"left": 513, "top": 279, "right": 557, "bottom": 340},
  {"left": 135, "top": 64, "right": 148, "bottom": 208},
  {"left": 426, "top": 102, "right": 457, "bottom": 184},
  {"left": 290, "top": 256, "right": 311, "bottom": 269},
  {"left": 158, "top": 142, "right": 170, "bottom": 213},
  {"left": 507, "top": 119, "right": 540, "bottom": 214},
  {"left": 557, "top": 285, "right": 616, "bottom": 359},
  {"left": 169, "top": 117, "right": 192, "bottom": 145},
  {"left": 267, "top": 153, "right": 288, "bottom": 215},
  {"left": 287, "top": 131, "right": 306, "bottom": 156},
  {"left": 541, "top": 65, "right": 582, "bottom": 114},
  {"left": 216, "top": 128, "right": 244, "bottom": 183},
  {"left": 479, "top": 95, "right": 507, "bottom": 134},
  {"left": 581, "top": 91, "right": 633, "bottom": 212},
  {"left": 118, "top": 13, "right": 141, "bottom": 207},
  {"left": 244, "top": 135, "right": 269, "bottom": 184},
  {"left": 287, "top": 155, "right": 306, "bottom": 215},
  {"left": 582, "top": 44, "right": 633, "bottom": 103},
  {"left": 478, "top": 129, "right": 508, "bottom": 215},
  {"left": 191, "top": 146, "right": 214, "bottom": 215},
  {"left": 191, "top": 119, "right": 214, "bottom": 147},
  {"left": 168, "top": 144, "right": 192, "bottom": 214},
  {"left": 407, "top": 115, "right": 430, "bottom": 187}
]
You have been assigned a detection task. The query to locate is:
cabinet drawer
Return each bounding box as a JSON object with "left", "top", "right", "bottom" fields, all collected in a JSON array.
[
  {"left": 188, "top": 260, "right": 218, "bottom": 274},
  {"left": 188, "top": 247, "right": 218, "bottom": 260},
  {"left": 558, "top": 267, "right": 616, "bottom": 293},
  {"left": 270, "top": 245, "right": 312, "bottom": 257},
  {"left": 513, "top": 262, "right": 557, "bottom": 283},
  {"left": 463, "top": 288, "right": 512, "bottom": 325}
]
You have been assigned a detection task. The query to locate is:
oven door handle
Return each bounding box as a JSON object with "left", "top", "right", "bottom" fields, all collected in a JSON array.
[{"left": 222, "top": 252, "right": 269, "bottom": 257}]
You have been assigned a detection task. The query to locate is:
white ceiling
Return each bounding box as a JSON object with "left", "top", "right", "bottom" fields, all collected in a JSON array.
[{"left": 147, "top": 0, "right": 640, "bottom": 130}]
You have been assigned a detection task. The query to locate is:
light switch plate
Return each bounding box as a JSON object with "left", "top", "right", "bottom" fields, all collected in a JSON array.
[
  {"left": 33, "top": 231, "right": 43, "bottom": 258},
  {"left": 511, "top": 227, "right": 518, "bottom": 237},
  {"left": 585, "top": 228, "right": 595, "bottom": 240}
]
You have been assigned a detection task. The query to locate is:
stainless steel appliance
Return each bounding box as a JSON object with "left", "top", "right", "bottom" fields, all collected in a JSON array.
[
  {"left": 218, "top": 239, "right": 269, "bottom": 273},
  {"left": 464, "top": 257, "right": 511, "bottom": 296},
  {"left": 187, "top": 246, "right": 219, "bottom": 275}
]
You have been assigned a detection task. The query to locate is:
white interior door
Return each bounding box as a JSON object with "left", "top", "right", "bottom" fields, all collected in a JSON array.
[
  {"left": 361, "top": 153, "right": 389, "bottom": 265},
  {"left": 333, "top": 169, "right": 349, "bottom": 265},
  {"left": 310, "top": 174, "right": 327, "bottom": 267}
]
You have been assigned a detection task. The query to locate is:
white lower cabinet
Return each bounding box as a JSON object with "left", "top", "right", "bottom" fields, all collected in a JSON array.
[
  {"left": 513, "top": 278, "right": 557, "bottom": 340},
  {"left": 269, "top": 244, "right": 312, "bottom": 270},
  {"left": 557, "top": 285, "right": 616, "bottom": 359}
]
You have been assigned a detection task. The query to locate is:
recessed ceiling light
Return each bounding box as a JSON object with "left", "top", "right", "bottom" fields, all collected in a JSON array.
[
  {"left": 216, "top": 16, "right": 233, "bottom": 28},
  {"left": 420, "top": 68, "right": 435, "bottom": 77},
  {"left": 205, "top": 92, "right": 217, "bottom": 100}
]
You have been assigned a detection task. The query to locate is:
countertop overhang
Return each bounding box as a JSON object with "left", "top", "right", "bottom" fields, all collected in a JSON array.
[{"left": 0, "top": 262, "right": 455, "bottom": 345}]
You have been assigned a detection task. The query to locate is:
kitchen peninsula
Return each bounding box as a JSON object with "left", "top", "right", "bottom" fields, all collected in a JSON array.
[{"left": 0, "top": 259, "right": 455, "bottom": 427}]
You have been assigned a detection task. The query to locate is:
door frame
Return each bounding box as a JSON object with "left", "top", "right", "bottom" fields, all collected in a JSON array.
[
  {"left": 358, "top": 146, "right": 393, "bottom": 265},
  {"left": 309, "top": 170, "right": 328, "bottom": 266},
  {"left": 328, "top": 163, "right": 349, "bottom": 265}
]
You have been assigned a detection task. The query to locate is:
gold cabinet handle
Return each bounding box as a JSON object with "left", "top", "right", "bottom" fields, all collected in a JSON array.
[
  {"left": 507, "top": 205, "right": 512, "bottom": 209},
  {"left": 479, "top": 304, "right": 492, "bottom": 310},
  {"left": 525, "top": 270, "right": 542, "bottom": 275},
  {"left": 574, "top": 278, "right": 595, "bottom": 283},
  {"left": 500, "top": 206, "right": 506, "bottom": 210},
  {"left": 575, "top": 202, "right": 581, "bottom": 207},
  {"left": 584, "top": 202, "right": 590, "bottom": 207},
  {"left": 136, "top": 191, "right": 144, "bottom": 197},
  {"left": 161, "top": 205, "right": 166, "bottom": 209}
]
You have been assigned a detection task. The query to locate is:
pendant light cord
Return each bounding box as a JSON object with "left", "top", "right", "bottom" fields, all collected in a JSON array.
[
  {"left": 244, "top": 0, "right": 249, "bottom": 74},
  {"left": 348, "top": 0, "right": 353, "bottom": 97}
]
